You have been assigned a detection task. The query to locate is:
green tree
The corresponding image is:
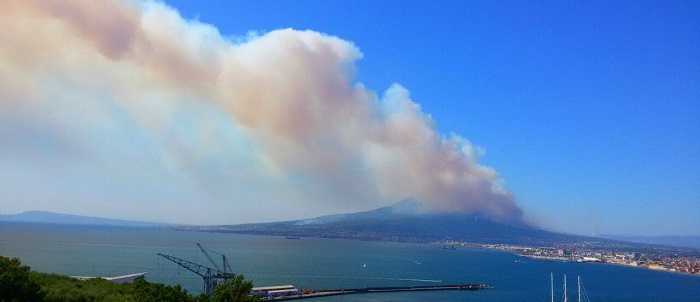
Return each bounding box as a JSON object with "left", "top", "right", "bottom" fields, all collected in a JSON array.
[
  {"left": 210, "top": 275, "right": 257, "bottom": 302},
  {"left": 129, "top": 276, "right": 194, "bottom": 302},
  {"left": 0, "top": 256, "right": 43, "bottom": 302}
]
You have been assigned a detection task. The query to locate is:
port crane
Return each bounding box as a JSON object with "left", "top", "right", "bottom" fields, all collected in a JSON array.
[{"left": 157, "top": 243, "right": 235, "bottom": 295}]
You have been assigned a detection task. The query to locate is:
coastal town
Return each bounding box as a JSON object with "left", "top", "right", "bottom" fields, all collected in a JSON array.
[{"left": 474, "top": 243, "right": 700, "bottom": 275}]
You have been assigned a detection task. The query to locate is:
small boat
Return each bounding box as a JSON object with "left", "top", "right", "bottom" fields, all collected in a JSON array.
[{"left": 550, "top": 273, "right": 590, "bottom": 302}]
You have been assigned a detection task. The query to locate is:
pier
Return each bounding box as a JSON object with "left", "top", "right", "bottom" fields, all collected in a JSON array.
[{"left": 259, "top": 283, "right": 490, "bottom": 301}]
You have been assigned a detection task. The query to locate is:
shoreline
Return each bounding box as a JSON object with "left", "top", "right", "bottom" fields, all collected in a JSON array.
[{"left": 502, "top": 250, "right": 700, "bottom": 278}]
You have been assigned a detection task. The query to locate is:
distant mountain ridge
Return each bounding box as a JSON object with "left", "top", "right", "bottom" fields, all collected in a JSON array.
[
  {"left": 189, "top": 200, "right": 608, "bottom": 246},
  {"left": 602, "top": 234, "right": 700, "bottom": 249},
  {"left": 7, "top": 208, "right": 696, "bottom": 251},
  {"left": 0, "top": 211, "right": 162, "bottom": 227}
]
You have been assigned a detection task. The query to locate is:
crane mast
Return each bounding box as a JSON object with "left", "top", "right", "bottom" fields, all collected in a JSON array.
[
  {"left": 197, "top": 242, "right": 222, "bottom": 272},
  {"left": 196, "top": 242, "right": 232, "bottom": 274}
]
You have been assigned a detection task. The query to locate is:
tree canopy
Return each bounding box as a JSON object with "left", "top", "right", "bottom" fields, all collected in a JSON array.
[
  {"left": 0, "top": 256, "right": 257, "bottom": 302},
  {"left": 0, "top": 256, "right": 43, "bottom": 302},
  {"left": 211, "top": 275, "right": 258, "bottom": 302}
]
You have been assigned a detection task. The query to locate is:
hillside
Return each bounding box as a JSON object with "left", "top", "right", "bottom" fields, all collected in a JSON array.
[
  {"left": 0, "top": 256, "right": 228, "bottom": 302},
  {"left": 602, "top": 234, "right": 700, "bottom": 249},
  {"left": 190, "top": 200, "right": 605, "bottom": 246}
]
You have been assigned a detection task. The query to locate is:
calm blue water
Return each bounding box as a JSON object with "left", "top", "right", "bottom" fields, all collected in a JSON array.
[{"left": 1, "top": 222, "right": 699, "bottom": 301}]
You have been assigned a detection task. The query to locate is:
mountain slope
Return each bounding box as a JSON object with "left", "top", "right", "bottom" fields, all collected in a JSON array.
[
  {"left": 0, "top": 211, "right": 161, "bottom": 227},
  {"left": 196, "top": 200, "right": 598, "bottom": 245},
  {"left": 602, "top": 234, "right": 700, "bottom": 249}
]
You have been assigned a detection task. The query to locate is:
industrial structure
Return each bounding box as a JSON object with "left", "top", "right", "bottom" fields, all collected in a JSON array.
[
  {"left": 251, "top": 285, "right": 300, "bottom": 299},
  {"left": 157, "top": 243, "right": 236, "bottom": 295},
  {"left": 262, "top": 283, "right": 489, "bottom": 301}
]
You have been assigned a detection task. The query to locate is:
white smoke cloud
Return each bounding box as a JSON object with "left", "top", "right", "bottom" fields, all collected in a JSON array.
[{"left": 0, "top": 0, "right": 523, "bottom": 223}]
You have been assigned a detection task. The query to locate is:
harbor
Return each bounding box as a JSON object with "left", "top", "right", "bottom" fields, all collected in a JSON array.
[
  {"left": 4, "top": 225, "right": 700, "bottom": 301},
  {"left": 156, "top": 243, "right": 491, "bottom": 299}
]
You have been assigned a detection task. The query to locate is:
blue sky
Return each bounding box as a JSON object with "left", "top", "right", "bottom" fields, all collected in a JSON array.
[
  {"left": 162, "top": 0, "right": 700, "bottom": 235},
  {"left": 1, "top": 1, "right": 697, "bottom": 236}
]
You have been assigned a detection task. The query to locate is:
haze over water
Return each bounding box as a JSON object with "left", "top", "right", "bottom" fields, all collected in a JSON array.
[{"left": 1, "top": 223, "right": 698, "bottom": 302}]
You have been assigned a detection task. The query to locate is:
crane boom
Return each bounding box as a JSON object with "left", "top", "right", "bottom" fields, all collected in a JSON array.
[
  {"left": 157, "top": 253, "right": 213, "bottom": 278},
  {"left": 196, "top": 242, "right": 222, "bottom": 272}
]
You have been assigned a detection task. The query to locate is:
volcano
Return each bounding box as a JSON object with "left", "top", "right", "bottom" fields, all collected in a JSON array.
[{"left": 206, "top": 200, "right": 595, "bottom": 245}]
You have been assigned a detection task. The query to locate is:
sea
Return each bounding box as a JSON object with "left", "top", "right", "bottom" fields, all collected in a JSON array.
[{"left": 1, "top": 222, "right": 699, "bottom": 302}]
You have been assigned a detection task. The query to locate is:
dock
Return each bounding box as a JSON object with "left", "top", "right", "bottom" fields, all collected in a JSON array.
[{"left": 257, "top": 283, "right": 490, "bottom": 301}]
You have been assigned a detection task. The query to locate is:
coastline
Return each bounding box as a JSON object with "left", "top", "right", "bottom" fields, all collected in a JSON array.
[{"left": 502, "top": 250, "right": 700, "bottom": 278}]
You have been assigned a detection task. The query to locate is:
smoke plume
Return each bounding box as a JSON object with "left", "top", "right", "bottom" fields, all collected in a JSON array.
[{"left": 0, "top": 0, "right": 523, "bottom": 223}]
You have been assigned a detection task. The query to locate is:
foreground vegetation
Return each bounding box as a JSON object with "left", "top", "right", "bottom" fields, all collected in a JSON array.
[{"left": 0, "top": 256, "right": 258, "bottom": 302}]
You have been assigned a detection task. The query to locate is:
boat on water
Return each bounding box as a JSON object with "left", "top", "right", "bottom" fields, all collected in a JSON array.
[{"left": 550, "top": 273, "right": 591, "bottom": 302}]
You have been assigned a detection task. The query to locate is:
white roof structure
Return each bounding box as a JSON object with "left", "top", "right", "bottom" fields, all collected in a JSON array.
[{"left": 71, "top": 272, "right": 147, "bottom": 284}]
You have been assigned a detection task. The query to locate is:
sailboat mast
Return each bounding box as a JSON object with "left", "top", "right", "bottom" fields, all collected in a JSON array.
[
  {"left": 577, "top": 276, "right": 581, "bottom": 302},
  {"left": 563, "top": 274, "right": 568, "bottom": 302},
  {"left": 551, "top": 272, "right": 554, "bottom": 302}
]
